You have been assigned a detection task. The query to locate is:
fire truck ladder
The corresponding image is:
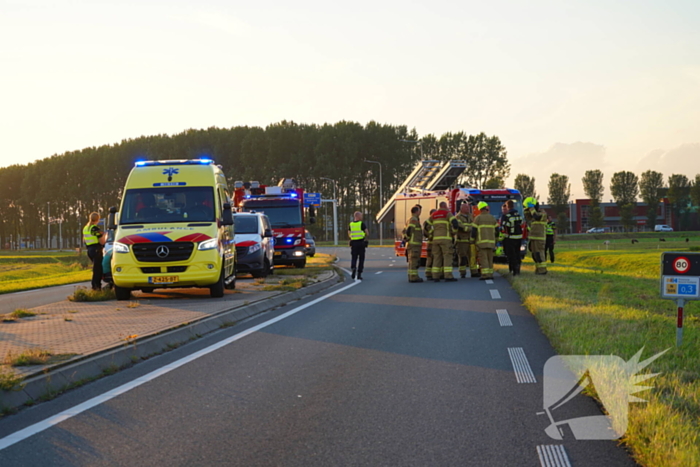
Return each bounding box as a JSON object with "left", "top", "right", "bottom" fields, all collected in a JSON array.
[
  {"left": 375, "top": 159, "right": 467, "bottom": 223},
  {"left": 424, "top": 160, "right": 467, "bottom": 191}
]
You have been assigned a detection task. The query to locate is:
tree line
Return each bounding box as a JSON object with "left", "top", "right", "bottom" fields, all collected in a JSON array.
[
  {"left": 0, "top": 121, "right": 510, "bottom": 248},
  {"left": 513, "top": 171, "right": 700, "bottom": 232}
]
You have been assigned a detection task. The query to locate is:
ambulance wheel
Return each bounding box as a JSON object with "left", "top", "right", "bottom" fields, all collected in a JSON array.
[
  {"left": 293, "top": 259, "right": 306, "bottom": 269},
  {"left": 115, "top": 286, "right": 131, "bottom": 301},
  {"left": 210, "top": 267, "right": 225, "bottom": 298}
]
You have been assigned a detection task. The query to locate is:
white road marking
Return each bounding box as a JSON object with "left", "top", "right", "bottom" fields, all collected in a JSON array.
[
  {"left": 375, "top": 271, "right": 383, "bottom": 275},
  {"left": 507, "top": 347, "right": 537, "bottom": 383},
  {"left": 389, "top": 264, "right": 394, "bottom": 267},
  {"left": 496, "top": 309, "right": 512, "bottom": 326},
  {"left": 489, "top": 289, "right": 501, "bottom": 299},
  {"left": 536, "top": 445, "right": 572, "bottom": 467},
  {"left": 0, "top": 280, "right": 361, "bottom": 452},
  {"left": 485, "top": 279, "right": 494, "bottom": 284}
]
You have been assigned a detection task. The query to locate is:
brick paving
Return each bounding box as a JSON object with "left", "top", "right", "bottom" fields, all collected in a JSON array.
[{"left": 0, "top": 270, "right": 334, "bottom": 377}]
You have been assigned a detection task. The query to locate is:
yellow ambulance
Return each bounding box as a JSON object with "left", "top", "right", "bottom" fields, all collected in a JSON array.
[{"left": 108, "top": 159, "right": 236, "bottom": 300}]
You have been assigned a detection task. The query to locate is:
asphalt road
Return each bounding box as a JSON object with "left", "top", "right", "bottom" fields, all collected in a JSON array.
[
  {"left": 0, "top": 283, "right": 92, "bottom": 316},
  {"left": 0, "top": 247, "right": 638, "bottom": 466}
]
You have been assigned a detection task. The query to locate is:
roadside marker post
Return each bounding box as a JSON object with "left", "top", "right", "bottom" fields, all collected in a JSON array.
[{"left": 660, "top": 252, "right": 700, "bottom": 347}]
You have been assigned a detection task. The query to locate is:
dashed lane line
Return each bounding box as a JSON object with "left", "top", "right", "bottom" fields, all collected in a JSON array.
[
  {"left": 507, "top": 347, "right": 537, "bottom": 383},
  {"left": 375, "top": 271, "right": 383, "bottom": 274},
  {"left": 485, "top": 279, "right": 494, "bottom": 284},
  {"left": 496, "top": 309, "right": 512, "bottom": 326},
  {"left": 536, "top": 445, "right": 572, "bottom": 467},
  {"left": 489, "top": 289, "right": 501, "bottom": 299}
]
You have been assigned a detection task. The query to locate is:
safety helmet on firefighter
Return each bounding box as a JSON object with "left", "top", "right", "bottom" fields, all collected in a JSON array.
[
  {"left": 524, "top": 197, "right": 537, "bottom": 208},
  {"left": 477, "top": 201, "right": 489, "bottom": 210}
]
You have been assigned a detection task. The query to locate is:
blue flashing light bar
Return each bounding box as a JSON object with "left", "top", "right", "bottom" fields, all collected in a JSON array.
[
  {"left": 285, "top": 238, "right": 294, "bottom": 244},
  {"left": 290, "top": 193, "right": 298, "bottom": 198},
  {"left": 134, "top": 159, "right": 215, "bottom": 167}
]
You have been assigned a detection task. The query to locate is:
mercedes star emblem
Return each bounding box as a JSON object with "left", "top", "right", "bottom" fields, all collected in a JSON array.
[{"left": 156, "top": 245, "right": 170, "bottom": 258}]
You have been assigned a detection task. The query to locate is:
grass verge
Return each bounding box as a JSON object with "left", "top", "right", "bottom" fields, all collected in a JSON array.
[
  {"left": 0, "top": 367, "right": 24, "bottom": 391},
  {"left": 500, "top": 250, "right": 700, "bottom": 467},
  {"left": 0, "top": 252, "right": 92, "bottom": 294}
]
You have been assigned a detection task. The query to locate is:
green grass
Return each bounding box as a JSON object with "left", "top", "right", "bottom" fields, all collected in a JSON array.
[
  {"left": 68, "top": 286, "right": 116, "bottom": 302},
  {"left": 273, "top": 253, "right": 336, "bottom": 277},
  {"left": 10, "top": 309, "right": 36, "bottom": 319},
  {"left": 0, "top": 251, "right": 92, "bottom": 294},
  {"left": 500, "top": 250, "right": 700, "bottom": 466},
  {"left": 3, "top": 349, "right": 77, "bottom": 367},
  {"left": 0, "top": 368, "right": 24, "bottom": 391}
]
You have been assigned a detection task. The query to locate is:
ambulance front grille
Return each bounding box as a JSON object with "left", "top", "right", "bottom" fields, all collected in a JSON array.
[{"left": 132, "top": 242, "right": 195, "bottom": 263}]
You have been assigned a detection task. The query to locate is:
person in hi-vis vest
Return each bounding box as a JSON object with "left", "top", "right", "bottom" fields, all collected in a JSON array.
[
  {"left": 83, "top": 211, "right": 107, "bottom": 290},
  {"left": 348, "top": 211, "right": 369, "bottom": 280}
]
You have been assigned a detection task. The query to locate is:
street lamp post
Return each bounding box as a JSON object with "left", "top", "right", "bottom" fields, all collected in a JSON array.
[
  {"left": 47, "top": 202, "right": 50, "bottom": 250},
  {"left": 364, "top": 159, "right": 383, "bottom": 246},
  {"left": 320, "top": 177, "right": 338, "bottom": 246}
]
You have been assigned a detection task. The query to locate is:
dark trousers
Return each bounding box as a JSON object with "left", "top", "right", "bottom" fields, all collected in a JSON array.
[
  {"left": 87, "top": 245, "right": 104, "bottom": 290},
  {"left": 503, "top": 238, "right": 522, "bottom": 274},
  {"left": 545, "top": 235, "right": 555, "bottom": 262},
  {"left": 350, "top": 241, "right": 366, "bottom": 273}
]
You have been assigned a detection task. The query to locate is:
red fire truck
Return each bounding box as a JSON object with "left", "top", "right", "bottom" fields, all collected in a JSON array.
[
  {"left": 376, "top": 160, "right": 527, "bottom": 263},
  {"left": 233, "top": 179, "right": 315, "bottom": 268}
]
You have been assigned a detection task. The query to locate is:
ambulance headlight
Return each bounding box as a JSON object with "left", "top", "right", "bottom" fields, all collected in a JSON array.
[
  {"left": 114, "top": 242, "right": 130, "bottom": 254},
  {"left": 198, "top": 238, "right": 219, "bottom": 250}
]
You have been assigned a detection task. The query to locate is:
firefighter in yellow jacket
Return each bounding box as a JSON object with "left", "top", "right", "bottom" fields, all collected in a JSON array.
[
  {"left": 427, "top": 201, "right": 459, "bottom": 282},
  {"left": 471, "top": 202, "right": 498, "bottom": 280},
  {"left": 523, "top": 197, "right": 548, "bottom": 275},
  {"left": 423, "top": 209, "right": 436, "bottom": 280},
  {"left": 403, "top": 205, "right": 424, "bottom": 282},
  {"left": 455, "top": 202, "right": 473, "bottom": 278}
]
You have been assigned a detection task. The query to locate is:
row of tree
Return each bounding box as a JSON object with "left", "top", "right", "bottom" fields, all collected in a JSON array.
[
  {"left": 513, "top": 171, "right": 700, "bottom": 232},
  {"left": 0, "top": 121, "right": 510, "bottom": 248}
]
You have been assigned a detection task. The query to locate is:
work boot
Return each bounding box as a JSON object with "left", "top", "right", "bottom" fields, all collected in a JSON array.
[
  {"left": 409, "top": 277, "right": 424, "bottom": 283},
  {"left": 445, "top": 278, "right": 457, "bottom": 282},
  {"left": 433, "top": 278, "right": 441, "bottom": 282},
  {"left": 357, "top": 273, "right": 363, "bottom": 280},
  {"left": 471, "top": 272, "right": 481, "bottom": 278},
  {"left": 351, "top": 268, "right": 356, "bottom": 279},
  {"left": 479, "top": 276, "right": 488, "bottom": 280},
  {"left": 460, "top": 273, "right": 466, "bottom": 278}
]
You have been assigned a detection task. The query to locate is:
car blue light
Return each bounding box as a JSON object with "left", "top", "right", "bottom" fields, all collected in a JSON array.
[
  {"left": 290, "top": 193, "right": 297, "bottom": 198},
  {"left": 198, "top": 158, "right": 213, "bottom": 164},
  {"left": 285, "top": 238, "right": 293, "bottom": 244},
  {"left": 135, "top": 160, "right": 148, "bottom": 167}
]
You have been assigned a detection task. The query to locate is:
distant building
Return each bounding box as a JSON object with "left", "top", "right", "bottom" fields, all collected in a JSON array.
[{"left": 539, "top": 199, "right": 675, "bottom": 233}]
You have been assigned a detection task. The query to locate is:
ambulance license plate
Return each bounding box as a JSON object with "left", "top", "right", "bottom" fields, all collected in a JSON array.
[
  {"left": 149, "top": 276, "right": 178, "bottom": 284},
  {"left": 274, "top": 251, "right": 282, "bottom": 256}
]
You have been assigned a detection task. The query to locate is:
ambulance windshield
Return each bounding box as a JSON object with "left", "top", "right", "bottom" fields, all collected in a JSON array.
[{"left": 120, "top": 187, "right": 215, "bottom": 224}]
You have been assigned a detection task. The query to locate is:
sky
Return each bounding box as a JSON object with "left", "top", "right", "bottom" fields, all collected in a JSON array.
[{"left": 1, "top": 0, "right": 699, "bottom": 200}]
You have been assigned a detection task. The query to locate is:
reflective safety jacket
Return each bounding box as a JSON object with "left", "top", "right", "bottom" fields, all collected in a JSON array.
[
  {"left": 471, "top": 212, "right": 498, "bottom": 248},
  {"left": 427, "top": 208, "right": 456, "bottom": 241},
  {"left": 525, "top": 208, "right": 547, "bottom": 241},
  {"left": 455, "top": 212, "right": 473, "bottom": 243},
  {"left": 83, "top": 224, "right": 101, "bottom": 247},
  {"left": 404, "top": 215, "right": 423, "bottom": 245},
  {"left": 546, "top": 221, "right": 555, "bottom": 236},
  {"left": 349, "top": 221, "right": 366, "bottom": 240},
  {"left": 423, "top": 220, "right": 433, "bottom": 244},
  {"left": 501, "top": 209, "right": 523, "bottom": 239}
]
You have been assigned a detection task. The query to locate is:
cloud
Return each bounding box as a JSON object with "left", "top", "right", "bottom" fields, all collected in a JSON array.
[
  {"left": 508, "top": 142, "right": 610, "bottom": 200},
  {"left": 634, "top": 144, "right": 700, "bottom": 180}
]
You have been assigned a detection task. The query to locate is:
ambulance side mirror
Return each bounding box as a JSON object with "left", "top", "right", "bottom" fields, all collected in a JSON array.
[
  {"left": 222, "top": 203, "right": 234, "bottom": 226},
  {"left": 107, "top": 206, "right": 118, "bottom": 230}
]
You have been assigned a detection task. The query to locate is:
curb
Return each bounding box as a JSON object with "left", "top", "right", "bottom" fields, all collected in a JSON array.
[{"left": 1, "top": 270, "right": 344, "bottom": 413}]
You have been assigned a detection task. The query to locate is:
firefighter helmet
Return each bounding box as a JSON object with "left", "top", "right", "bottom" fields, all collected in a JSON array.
[
  {"left": 477, "top": 201, "right": 489, "bottom": 210},
  {"left": 524, "top": 197, "right": 537, "bottom": 208}
]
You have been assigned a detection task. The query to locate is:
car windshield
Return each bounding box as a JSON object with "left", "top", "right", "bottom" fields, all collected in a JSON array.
[
  {"left": 243, "top": 204, "right": 302, "bottom": 227},
  {"left": 120, "top": 187, "right": 215, "bottom": 224},
  {"left": 234, "top": 216, "right": 259, "bottom": 234}
]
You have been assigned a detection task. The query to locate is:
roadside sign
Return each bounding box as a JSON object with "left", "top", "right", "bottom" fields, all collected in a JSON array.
[
  {"left": 660, "top": 252, "right": 700, "bottom": 346},
  {"left": 304, "top": 192, "right": 321, "bottom": 207}
]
